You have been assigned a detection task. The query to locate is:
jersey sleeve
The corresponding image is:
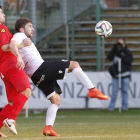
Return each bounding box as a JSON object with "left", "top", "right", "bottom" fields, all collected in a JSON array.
[
  {"left": 0, "top": 26, "right": 13, "bottom": 47},
  {"left": 11, "top": 33, "right": 27, "bottom": 44}
]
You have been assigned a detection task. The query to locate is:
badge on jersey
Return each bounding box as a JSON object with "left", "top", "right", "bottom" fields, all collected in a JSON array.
[{"left": 1, "top": 29, "right": 6, "bottom": 32}]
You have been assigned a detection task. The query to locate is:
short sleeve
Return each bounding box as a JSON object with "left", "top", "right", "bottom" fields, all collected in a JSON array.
[
  {"left": 0, "top": 25, "right": 13, "bottom": 47},
  {"left": 11, "top": 33, "right": 27, "bottom": 44}
]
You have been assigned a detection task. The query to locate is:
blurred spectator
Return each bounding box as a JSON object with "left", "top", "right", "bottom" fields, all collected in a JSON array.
[{"left": 107, "top": 38, "right": 133, "bottom": 111}]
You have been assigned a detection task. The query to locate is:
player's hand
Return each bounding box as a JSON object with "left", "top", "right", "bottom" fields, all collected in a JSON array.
[
  {"left": 16, "top": 55, "right": 25, "bottom": 70},
  {"left": 23, "top": 38, "right": 32, "bottom": 47}
]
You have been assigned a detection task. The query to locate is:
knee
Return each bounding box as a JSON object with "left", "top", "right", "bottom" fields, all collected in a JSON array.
[
  {"left": 72, "top": 61, "right": 80, "bottom": 68},
  {"left": 21, "top": 88, "right": 32, "bottom": 98},
  {"left": 49, "top": 93, "right": 61, "bottom": 106},
  {"left": 69, "top": 61, "right": 80, "bottom": 72}
]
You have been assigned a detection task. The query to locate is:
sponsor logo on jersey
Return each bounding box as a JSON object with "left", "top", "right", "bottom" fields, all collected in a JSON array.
[
  {"left": 36, "top": 75, "right": 45, "bottom": 87},
  {"left": 58, "top": 70, "right": 63, "bottom": 74},
  {"left": 1, "top": 29, "right": 5, "bottom": 32}
]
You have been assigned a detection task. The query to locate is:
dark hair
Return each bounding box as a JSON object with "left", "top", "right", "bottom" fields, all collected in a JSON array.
[
  {"left": 15, "top": 19, "right": 32, "bottom": 32},
  {"left": 0, "top": 5, "right": 2, "bottom": 9}
]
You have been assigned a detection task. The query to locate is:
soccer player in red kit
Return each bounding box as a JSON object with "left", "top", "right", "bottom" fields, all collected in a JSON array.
[{"left": 0, "top": 6, "right": 31, "bottom": 137}]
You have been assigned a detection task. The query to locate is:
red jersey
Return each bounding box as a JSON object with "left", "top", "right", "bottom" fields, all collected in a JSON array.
[
  {"left": 0, "top": 24, "right": 16, "bottom": 75},
  {"left": 0, "top": 25, "right": 31, "bottom": 101}
]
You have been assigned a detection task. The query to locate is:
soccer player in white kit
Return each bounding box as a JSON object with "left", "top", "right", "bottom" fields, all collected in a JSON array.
[{"left": 9, "top": 19, "right": 109, "bottom": 137}]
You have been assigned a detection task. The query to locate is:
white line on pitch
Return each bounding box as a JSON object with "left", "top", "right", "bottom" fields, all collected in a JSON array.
[
  {"left": 6, "top": 135, "right": 99, "bottom": 140},
  {"left": 17, "top": 115, "right": 140, "bottom": 119},
  {"left": 18, "top": 122, "right": 140, "bottom": 126},
  {"left": 5, "top": 135, "right": 140, "bottom": 140}
]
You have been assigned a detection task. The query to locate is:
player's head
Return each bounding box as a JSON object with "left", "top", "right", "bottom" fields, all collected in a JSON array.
[
  {"left": 0, "top": 6, "right": 6, "bottom": 24},
  {"left": 15, "top": 19, "right": 34, "bottom": 38}
]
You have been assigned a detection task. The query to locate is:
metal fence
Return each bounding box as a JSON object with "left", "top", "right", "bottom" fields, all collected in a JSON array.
[{"left": 1, "top": 0, "right": 140, "bottom": 71}]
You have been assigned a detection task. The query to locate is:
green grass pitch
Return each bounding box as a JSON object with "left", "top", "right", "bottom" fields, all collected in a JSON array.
[{"left": 1, "top": 109, "right": 140, "bottom": 140}]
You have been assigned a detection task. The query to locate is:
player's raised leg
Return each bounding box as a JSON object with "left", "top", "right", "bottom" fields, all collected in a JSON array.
[{"left": 69, "top": 61, "right": 109, "bottom": 100}]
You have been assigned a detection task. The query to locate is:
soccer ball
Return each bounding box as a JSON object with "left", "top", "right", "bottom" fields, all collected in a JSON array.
[{"left": 95, "top": 20, "right": 113, "bottom": 38}]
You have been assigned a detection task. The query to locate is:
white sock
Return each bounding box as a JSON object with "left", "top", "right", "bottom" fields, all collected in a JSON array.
[
  {"left": 46, "top": 104, "right": 58, "bottom": 126},
  {"left": 72, "top": 67, "right": 95, "bottom": 89}
]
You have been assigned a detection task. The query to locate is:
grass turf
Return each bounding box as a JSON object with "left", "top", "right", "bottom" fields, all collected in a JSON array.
[{"left": 1, "top": 109, "right": 140, "bottom": 140}]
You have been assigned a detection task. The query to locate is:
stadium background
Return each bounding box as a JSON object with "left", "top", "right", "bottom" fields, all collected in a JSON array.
[
  {"left": 1, "top": 0, "right": 140, "bottom": 139},
  {"left": 1, "top": 0, "right": 140, "bottom": 71},
  {"left": 0, "top": 0, "right": 140, "bottom": 109}
]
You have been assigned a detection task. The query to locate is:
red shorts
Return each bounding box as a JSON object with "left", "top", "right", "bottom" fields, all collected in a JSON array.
[
  {"left": 0, "top": 55, "right": 31, "bottom": 102},
  {"left": 1, "top": 58, "right": 31, "bottom": 102},
  {"left": 3, "top": 69, "right": 30, "bottom": 102}
]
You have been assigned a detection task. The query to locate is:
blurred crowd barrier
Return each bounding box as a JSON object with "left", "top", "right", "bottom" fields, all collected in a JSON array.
[{"left": 0, "top": 71, "right": 140, "bottom": 109}]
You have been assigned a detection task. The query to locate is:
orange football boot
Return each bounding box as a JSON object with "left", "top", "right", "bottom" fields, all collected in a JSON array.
[
  {"left": 0, "top": 131, "right": 7, "bottom": 138},
  {"left": 43, "top": 125, "right": 60, "bottom": 137},
  {"left": 88, "top": 88, "right": 109, "bottom": 100}
]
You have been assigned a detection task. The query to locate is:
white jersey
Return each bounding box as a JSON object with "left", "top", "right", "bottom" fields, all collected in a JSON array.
[{"left": 11, "top": 33, "right": 44, "bottom": 77}]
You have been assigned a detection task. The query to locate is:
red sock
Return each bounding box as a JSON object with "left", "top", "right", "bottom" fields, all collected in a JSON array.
[
  {"left": 0, "top": 104, "right": 12, "bottom": 130},
  {"left": 8, "top": 94, "right": 28, "bottom": 120}
]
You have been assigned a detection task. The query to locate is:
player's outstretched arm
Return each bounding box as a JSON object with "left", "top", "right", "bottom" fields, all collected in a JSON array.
[
  {"left": 0, "top": 38, "right": 30, "bottom": 51},
  {"left": 1, "top": 44, "right": 10, "bottom": 52},
  {"left": 22, "top": 38, "right": 32, "bottom": 47}
]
